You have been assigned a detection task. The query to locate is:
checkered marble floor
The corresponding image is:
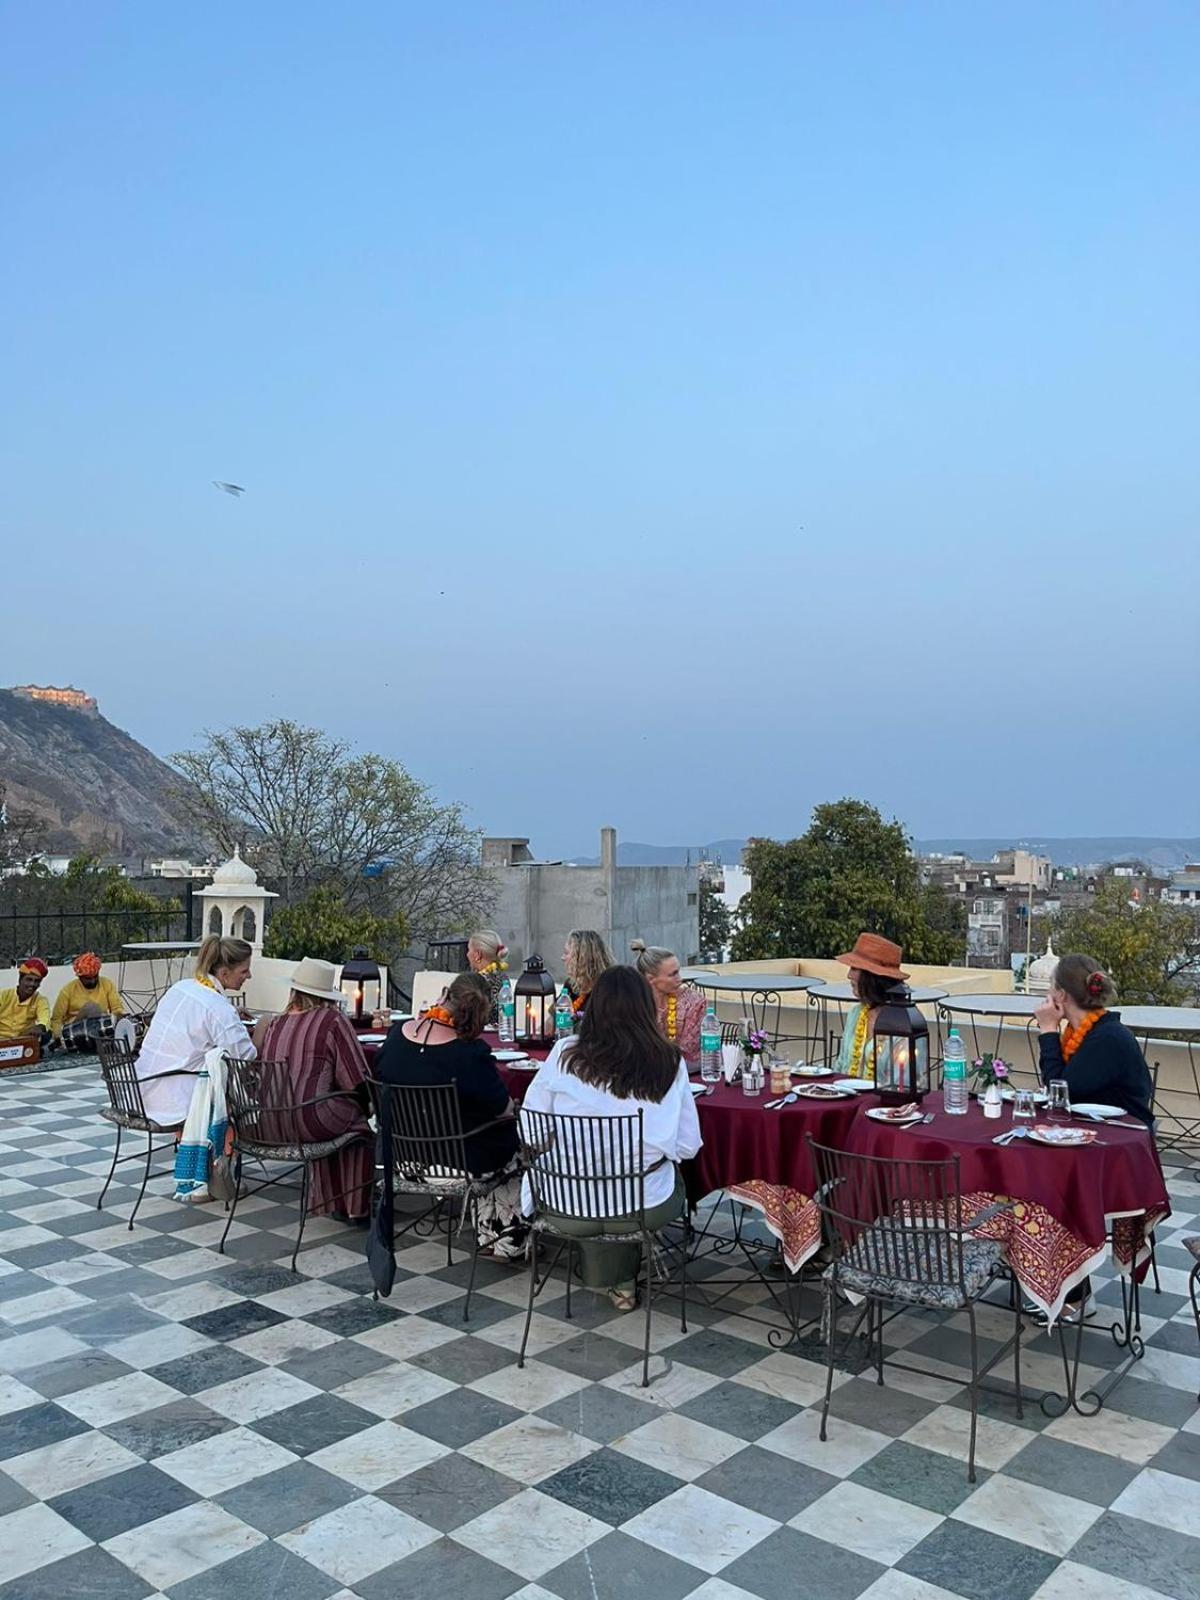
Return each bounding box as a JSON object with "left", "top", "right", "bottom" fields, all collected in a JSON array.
[{"left": 1, "top": 1066, "right": 1198, "bottom": 1600}]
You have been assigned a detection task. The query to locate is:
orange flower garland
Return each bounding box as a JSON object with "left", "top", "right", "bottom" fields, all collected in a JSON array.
[
  {"left": 1061, "top": 1008, "right": 1105, "bottom": 1061},
  {"left": 571, "top": 993, "right": 587, "bottom": 1016},
  {"left": 423, "top": 1004, "right": 455, "bottom": 1027},
  {"left": 664, "top": 994, "right": 678, "bottom": 1041}
]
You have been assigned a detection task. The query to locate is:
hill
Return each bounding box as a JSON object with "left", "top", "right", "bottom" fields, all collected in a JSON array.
[
  {"left": 0, "top": 687, "right": 205, "bottom": 862},
  {"left": 570, "top": 837, "right": 1200, "bottom": 870}
]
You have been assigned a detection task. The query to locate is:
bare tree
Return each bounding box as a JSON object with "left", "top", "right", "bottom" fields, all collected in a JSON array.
[
  {"left": 0, "top": 784, "right": 47, "bottom": 874},
  {"left": 173, "top": 721, "right": 495, "bottom": 942}
]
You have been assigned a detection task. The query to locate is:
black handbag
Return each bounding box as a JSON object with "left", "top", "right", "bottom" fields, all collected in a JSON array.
[{"left": 366, "top": 1090, "right": 396, "bottom": 1297}]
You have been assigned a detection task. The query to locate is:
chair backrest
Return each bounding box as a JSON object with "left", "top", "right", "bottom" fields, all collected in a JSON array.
[
  {"left": 376, "top": 1081, "right": 472, "bottom": 1182},
  {"left": 807, "top": 1135, "right": 968, "bottom": 1294},
  {"left": 97, "top": 1036, "right": 148, "bottom": 1121},
  {"left": 410, "top": 970, "right": 460, "bottom": 1017},
  {"left": 519, "top": 1108, "right": 645, "bottom": 1223},
  {"left": 224, "top": 1058, "right": 303, "bottom": 1148}
]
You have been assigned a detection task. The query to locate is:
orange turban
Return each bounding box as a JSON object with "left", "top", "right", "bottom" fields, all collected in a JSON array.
[
  {"left": 19, "top": 958, "right": 49, "bottom": 979},
  {"left": 74, "top": 952, "right": 102, "bottom": 979}
]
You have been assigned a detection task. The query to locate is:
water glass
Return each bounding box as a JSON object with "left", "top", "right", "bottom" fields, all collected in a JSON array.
[
  {"left": 742, "top": 1059, "right": 764, "bottom": 1097},
  {"left": 1047, "top": 1080, "right": 1071, "bottom": 1122},
  {"left": 1012, "top": 1088, "right": 1036, "bottom": 1123}
]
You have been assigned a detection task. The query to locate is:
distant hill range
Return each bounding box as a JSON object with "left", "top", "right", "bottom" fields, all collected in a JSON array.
[
  {"left": 0, "top": 686, "right": 205, "bottom": 861},
  {"left": 573, "top": 837, "right": 1200, "bottom": 871}
]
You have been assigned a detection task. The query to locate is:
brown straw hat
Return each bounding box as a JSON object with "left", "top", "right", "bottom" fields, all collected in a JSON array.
[{"left": 836, "top": 933, "right": 908, "bottom": 982}]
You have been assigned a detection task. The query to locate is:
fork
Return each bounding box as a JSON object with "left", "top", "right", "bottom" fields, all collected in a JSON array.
[{"left": 900, "top": 1113, "right": 935, "bottom": 1131}]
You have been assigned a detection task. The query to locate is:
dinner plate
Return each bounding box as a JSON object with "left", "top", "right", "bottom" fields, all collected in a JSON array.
[
  {"left": 357, "top": 1033, "right": 388, "bottom": 1044},
  {"left": 1028, "top": 1125, "right": 1099, "bottom": 1147},
  {"left": 794, "top": 1084, "right": 856, "bottom": 1100},
  {"left": 832, "top": 1078, "right": 876, "bottom": 1094},
  {"left": 1070, "top": 1103, "right": 1124, "bottom": 1119},
  {"left": 793, "top": 1065, "right": 836, "bottom": 1078},
  {"left": 866, "top": 1106, "right": 923, "bottom": 1125},
  {"left": 494, "top": 1050, "right": 531, "bottom": 1062}
]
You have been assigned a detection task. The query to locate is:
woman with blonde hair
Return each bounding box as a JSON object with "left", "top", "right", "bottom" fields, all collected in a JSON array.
[
  {"left": 467, "top": 928, "right": 509, "bottom": 1025},
  {"left": 631, "top": 940, "right": 706, "bottom": 1069},
  {"left": 134, "top": 937, "right": 256, "bottom": 1124},
  {"left": 255, "top": 958, "right": 374, "bottom": 1220},
  {"left": 562, "top": 929, "right": 615, "bottom": 1021}
]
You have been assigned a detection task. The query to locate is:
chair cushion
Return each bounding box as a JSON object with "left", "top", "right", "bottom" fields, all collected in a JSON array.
[
  {"left": 99, "top": 1105, "right": 179, "bottom": 1135},
  {"left": 236, "top": 1130, "right": 364, "bottom": 1162},
  {"left": 827, "top": 1228, "right": 1005, "bottom": 1311},
  {"left": 1184, "top": 1236, "right": 1200, "bottom": 1263}
]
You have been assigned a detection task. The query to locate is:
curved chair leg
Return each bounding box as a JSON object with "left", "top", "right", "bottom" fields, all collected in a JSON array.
[
  {"left": 641, "top": 1227, "right": 653, "bottom": 1388},
  {"left": 1012, "top": 1290, "right": 1024, "bottom": 1420},
  {"left": 564, "top": 1241, "right": 574, "bottom": 1321},
  {"left": 445, "top": 1201, "right": 454, "bottom": 1268},
  {"left": 818, "top": 1278, "right": 837, "bottom": 1442},
  {"left": 966, "top": 1301, "right": 980, "bottom": 1484},
  {"left": 463, "top": 1195, "right": 482, "bottom": 1323},
  {"left": 517, "top": 1232, "right": 539, "bottom": 1369},
  {"left": 291, "top": 1163, "right": 311, "bottom": 1273},
  {"left": 97, "top": 1124, "right": 123, "bottom": 1211},
  {"left": 129, "top": 1131, "right": 155, "bottom": 1230},
  {"left": 1189, "top": 1263, "right": 1199, "bottom": 1402},
  {"left": 218, "top": 1154, "right": 243, "bottom": 1255}
]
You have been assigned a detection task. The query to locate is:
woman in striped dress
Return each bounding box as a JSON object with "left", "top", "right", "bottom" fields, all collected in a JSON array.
[{"left": 255, "top": 959, "right": 374, "bottom": 1220}]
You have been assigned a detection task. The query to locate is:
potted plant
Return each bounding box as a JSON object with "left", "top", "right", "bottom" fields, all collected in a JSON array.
[{"left": 971, "top": 1053, "right": 1009, "bottom": 1119}]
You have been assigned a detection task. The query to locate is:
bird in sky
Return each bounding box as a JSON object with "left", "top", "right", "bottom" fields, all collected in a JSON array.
[{"left": 212, "top": 481, "right": 245, "bottom": 496}]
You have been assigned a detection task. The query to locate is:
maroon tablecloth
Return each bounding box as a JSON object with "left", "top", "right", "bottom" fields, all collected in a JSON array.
[
  {"left": 358, "top": 1028, "right": 548, "bottom": 1101},
  {"left": 845, "top": 1100, "right": 1171, "bottom": 1319}
]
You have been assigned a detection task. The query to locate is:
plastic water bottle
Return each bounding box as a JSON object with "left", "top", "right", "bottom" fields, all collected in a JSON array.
[
  {"left": 942, "top": 1028, "right": 968, "bottom": 1115},
  {"left": 700, "top": 1005, "right": 722, "bottom": 1084},
  {"left": 497, "top": 978, "right": 515, "bottom": 1045},
  {"left": 554, "top": 988, "right": 573, "bottom": 1039}
]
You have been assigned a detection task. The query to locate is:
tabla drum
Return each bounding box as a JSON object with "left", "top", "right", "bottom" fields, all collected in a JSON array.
[{"left": 61, "top": 1013, "right": 120, "bottom": 1052}]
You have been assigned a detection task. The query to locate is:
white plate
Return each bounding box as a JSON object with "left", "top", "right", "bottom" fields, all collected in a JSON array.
[
  {"left": 793, "top": 1065, "right": 836, "bottom": 1078},
  {"left": 357, "top": 1033, "right": 388, "bottom": 1044},
  {"left": 866, "top": 1106, "right": 923, "bottom": 1125},
  {"left": 494, "top": 1050, "right": 531, "bottom": 1062},
  {"left": 832, "top": 1078, "right": 876, "bottom": 1094},
  {"left": 1070, "top": 1103, "right": 1124, "bottom": 1119},
  {"left": 1028, "top": 1125, "right": 1099, "bottom": 1147},
  {"left": 794, "top": 1085, "right": 856, "bottom": 1100}
]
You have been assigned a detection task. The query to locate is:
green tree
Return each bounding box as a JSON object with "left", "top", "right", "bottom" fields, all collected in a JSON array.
[
  {"left": 173, "top": 720, "right": 494, "bottom": 940},
  {"left": 0, "top": 855, "right": 180, "bottom": 965},
  {"left": 699, "top": 877, "right": 732, "bottom": 961},
  {"left": 731, "top": 799, "right": 964, "bottom": 964},
  {"left": 263, "top": 884, "right": 408, "bottom": 967},
  {"left": 1051, "top": 880, "right": 1200, "bottom": 1005}
]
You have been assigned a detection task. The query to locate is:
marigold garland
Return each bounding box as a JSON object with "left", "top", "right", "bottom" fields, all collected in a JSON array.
[
  {"left": 848, "top": 1005, "right": 872, "bottom": 1079},
  {"left": 665, "top": 994, "right": 678, "bottom": 1041},
  {"left": 1061, "top": 1008, "right": 1105, "bottom": 1061},
  {"left": 571, "top": 992, "right": 587, "bottom": 1016},
  {"left": 481, "top": 960, "right": 508, "bottom": 975},
  {"left": 195, "top": 973, "right": 217, "bottom": 993},
  {"left": 423, "top": 1004, "right": 455, "bottom": 1027}
]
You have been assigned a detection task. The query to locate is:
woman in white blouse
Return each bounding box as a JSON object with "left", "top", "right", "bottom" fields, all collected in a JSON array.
[
  {"left": 522, "top": 965, "right": 702, "bottom": 1310},
  {"left": 135, "top": 937, "right": 257, "bottom": 1124}
]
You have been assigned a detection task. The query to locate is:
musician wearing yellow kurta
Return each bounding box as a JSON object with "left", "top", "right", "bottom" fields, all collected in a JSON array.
[
  {"left": 0, "top": 958, "right": 52, "bottom": 1041},
  {"left": 835, "top": 933, "right": 910, "bottom": 1079},
  {"left": 51, "top": 952, "right": 124, "bottom": 1041}
]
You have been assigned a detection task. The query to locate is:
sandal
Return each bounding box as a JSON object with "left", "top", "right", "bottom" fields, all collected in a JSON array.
[{"left": 608, "top": 1287, "right": 638, "bottom": 1313}]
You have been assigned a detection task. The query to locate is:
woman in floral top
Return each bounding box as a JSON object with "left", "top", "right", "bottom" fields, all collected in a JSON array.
[
  {"left": 631, "top": 941, "right": 706, "bottom": 1069},
  {"left": 467, "top": 929, "right": 509, "bottom": 1026}
]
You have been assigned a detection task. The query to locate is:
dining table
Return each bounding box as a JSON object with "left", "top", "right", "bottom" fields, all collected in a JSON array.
[{"left": 356, "top": 1026, "right": 551, "bottom": 1100}]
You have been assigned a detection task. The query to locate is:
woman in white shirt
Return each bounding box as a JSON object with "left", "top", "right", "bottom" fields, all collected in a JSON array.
[
  {"left": 135, "top": 937, "right": 257, "bottom": 1124},
  {"left": 522, "top": 965, "right": 702, "bottom": 1310}
]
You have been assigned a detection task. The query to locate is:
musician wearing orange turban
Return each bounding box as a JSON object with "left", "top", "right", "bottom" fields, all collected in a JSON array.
[
  {"left": 51, "top": 952, "right": 125, "bottom": 1050},
  {"left": 0, "top": 958, "right": 53, "bottom": 1043}
]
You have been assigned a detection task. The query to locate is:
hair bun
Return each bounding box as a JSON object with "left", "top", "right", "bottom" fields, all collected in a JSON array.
[{"left": 1087, "top": 972, "right": 1105, "bottom": 996}]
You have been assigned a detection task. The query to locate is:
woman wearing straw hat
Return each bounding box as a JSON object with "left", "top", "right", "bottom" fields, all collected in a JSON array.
[
  {"left": 255, "top": 958, "right": 374, "bottom": 1222},
  {"left": 835, "top": 933, "right": 909, "bottom": 1080}
]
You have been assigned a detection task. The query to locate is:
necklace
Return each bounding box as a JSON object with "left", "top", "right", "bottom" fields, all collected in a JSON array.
[
  {"left": 849, "top": 1006, "right": 871, "bottom": 1079},
  {"left": 423, "top": 1004, "right": 454, "bottom": 1027},
  {"left": 195, "top": 974, "right": 217, "bottom": 993},
  {"left": 1062, "top": 1009, "right": 1105, "bottom": 1061},
  {"left": 665, "top": 994, "right": 678, "bottom": 1041},
  {"left": 481, "top": 960, "right": 507, "bottom": 976}
]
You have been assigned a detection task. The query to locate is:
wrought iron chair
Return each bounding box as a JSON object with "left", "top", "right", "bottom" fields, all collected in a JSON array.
[
  {"left": 219, "top": 1058, "right": 374, "bottom": 1272},
  {"left": 1186, "top": 1238, "right": 1199, "bottom": 1401},
  {"left": 807, "top": 1136, "right": 1022, "bottom": 1482},
  {"left": 372, "top": 1081, "right": 517, "bottom": 1322},
  {"left": 95, "top": 1035, "right": 191, "bottom": 1228},
  {"left": 517, "top": 1108, "right": 688, "bottom": 1387}
]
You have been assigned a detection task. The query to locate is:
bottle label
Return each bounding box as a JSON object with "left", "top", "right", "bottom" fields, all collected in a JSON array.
[
  {"left": 943, "top": 1059, "right": 965, "bottom": 1082},
  {"left": 700, "top": 1031, "right": 719, "bottom": 1052},
  {"left": 501, "top": 1001, "right": 515, "bottom": 1019}
]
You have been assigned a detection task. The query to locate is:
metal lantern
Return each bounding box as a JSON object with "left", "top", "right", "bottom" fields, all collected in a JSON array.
[
  {"left": 870, "top": 982, "right": 931, "bottom": 1104},
  {"left": 340, "top": 948, "right": 381, "bottom": 1023},
  {"left": 515, "top": 954, "right": 557, "bottom": 1044}
]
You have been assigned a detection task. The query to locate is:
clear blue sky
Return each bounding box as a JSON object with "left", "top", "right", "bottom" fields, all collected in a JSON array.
[{"left": 3, "top": 2, "right": 1196, "bottom": 856}]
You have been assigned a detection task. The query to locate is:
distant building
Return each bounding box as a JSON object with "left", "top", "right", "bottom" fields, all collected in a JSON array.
[
  {"left": 146, "top": 858, "right": 216, "bottom": 880},
  {"left": 483, "top": 827, "right": 699, "bottom": 977},
  {"left": 1163, "top": 865, "right": 1200, "bottom": 906},
  {"left": 11, "top": 685, "right": 98, "bottom": 716}
]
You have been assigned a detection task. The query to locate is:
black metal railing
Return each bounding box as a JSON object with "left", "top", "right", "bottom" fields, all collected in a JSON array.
[{"left": 0, "top": 906, "right": 193, "bottom": 968}]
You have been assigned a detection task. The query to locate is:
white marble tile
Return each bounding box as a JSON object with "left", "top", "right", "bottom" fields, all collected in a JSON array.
[
  {"left": 0, "top": 1373, "right": 42, "bottom": 1415},
  {"left": 613, "top": 1412, "right": 744, "bottom": 1480},
  {"left": 230, "top": 1319, "right": 339, "bottom": 1365},
  {"left": 601, "top": 1307, "right": 696, "bottom": 1352},
  {"left": 278, "top": 1494, "right": 438, "bottom": 1584},
  {"left": 462, "top": 1415, "right": 597, "bottom": 1484},
  {"left": 5, "top": 1429, "right": 142, "bottom": 1497},
  {"left": 58, "top": 1371, "right": 180, "bottom": 1426},
  {"left": 0, "top": 1285, "right": 91, "bottom": 1326},
  {"left": 682, "top": 1580, "right": 770, "bottom": 1600},
  {"left": 141, "top": 1247, "right": 231, "bottom": 1280},
  {"left": 858, "top": 1573, "right": 964, "bottom": 1600},
  {"left": 105, "top": 1322, "right": 210, "bottom": 1370},
  {"left": 599, "top": 1358, "right": 721, "bottom": 1410},
  {"left": 0, "top": 1502, "right": 92, "bottom": 1585},
  {"left": 333, "top": 1361, "right": 456, "bottom": 1418},
  {"left": 453, "top": 1486, "right": 609, "bottom": 1580},
  {"left": 154, "top": 1425, "right": 298, "bottom": 1496},
  {"left": 33, "top": 1251, "right": 125, "bottom": 1285},
  {"left": 759, "top": 1407, "right": 892, "bottom": 1477},
  {"left": 379, "top": 1274, "right": 465, "bottom": 1314},
  {"left": 901, "top": 1405, "right": 1029, "bottom": 1472},
  {"left": 287, "top": 1243, "right": 370, "bottom": 1279},
  {"left": 135, "top": 1282, "right": 243, "bottom": 1321},
  {"left": 9, "top": 1197, "right": 92, "bottom": 1222},
  {"left": 1110, "top": 1466, "right": 1200, "bottom": 1539},
  {"left": 1030, "top": 1560, "right": 1172, "bottom": 1600},
  {"left": 792, "top": 1481, "right": 943, "bottom": 1564},
  {"left": 621, "top": 1483, "right": 779, "bottom": 1575},
  {"left": 351, "top": 1315, "right": 463, "bottom": 1361},
  {"left": 307, "top": 1421, "right": 449, "bottom": 1489},
  {"left": 1043, "top": 1405, "right": 1176, "bottom": 1465},
  {"left": 256, "top": 1279, "right": 355, "bottom": 1317},
  {"left": 470, "top": 1357, "right": 591, "bottom": 1412},
  {"left": 196, "top": 1367, "right": 322, "bottom": 1423},
  {"left": 952, "top": 1473, "right": 1100, "bottom": 1556},
  {"left": 104, "top": 1501, "right": 266, "bottom": 1589},
  {"left": 730, "top": 1352, "right": 844, "bottom": 1409},
  {"left": 474, "top": 1309, "right": 587, "bottom": 1357}
]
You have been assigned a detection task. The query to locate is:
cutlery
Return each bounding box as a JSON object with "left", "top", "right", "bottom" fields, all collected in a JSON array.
[
  {"left": 766, "top": 1092, "right": 799, "bottom": 1111},
  {"left": 901, "top": 1113, "right": 936, "bottom": 1128}
]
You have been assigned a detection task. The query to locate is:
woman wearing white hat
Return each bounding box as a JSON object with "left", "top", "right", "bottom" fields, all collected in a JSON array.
[{"left": 255, "top": 958, "right": 374, "bottom": 1222}]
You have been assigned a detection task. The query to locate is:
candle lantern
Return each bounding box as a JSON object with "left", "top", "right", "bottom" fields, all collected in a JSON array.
[
  {"left": 870, "top": 982, "right": 931, "bottom": 1104},
  {"left": 340, "top": 948, "right": 381, "bottom": 1023},
  {"left": 515, "top": 954, "right": 557, "bottom": 1044}
]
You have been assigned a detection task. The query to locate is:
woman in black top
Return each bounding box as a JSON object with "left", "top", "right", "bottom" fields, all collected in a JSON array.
[
  {"left": 1031, "top": 954, "right": 1155, "bottom": 1325},
  {"left": 375, "top": 972, "right": 526, "bottom": 1260},
  {"left": 1035, "top": 955, "right": 1154, "bottom": 1128}
]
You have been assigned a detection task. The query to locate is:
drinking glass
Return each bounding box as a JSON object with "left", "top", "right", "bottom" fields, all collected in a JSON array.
[
  {"left": 769, "top": 1053, "right": 791, "bottom": 1097},
  {"left": 742, "top": 1059, "right": 764, "bottom": 1097},
  {"left": 1012, "top": 1088, "right": 1036, "bottom": 1123},
  {"left": 1046, "top": 1080, "right": 1071, "bottom": 1123}
]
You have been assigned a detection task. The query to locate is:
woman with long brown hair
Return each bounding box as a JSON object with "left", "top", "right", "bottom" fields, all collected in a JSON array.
[{"left": 521, "top": 964, "right": 702, "bottom": 1309}]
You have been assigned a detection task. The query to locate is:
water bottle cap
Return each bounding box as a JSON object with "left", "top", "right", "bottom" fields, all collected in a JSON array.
[{"left": 948, "top": 1027, "right": 960, "bottom": 1037}]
